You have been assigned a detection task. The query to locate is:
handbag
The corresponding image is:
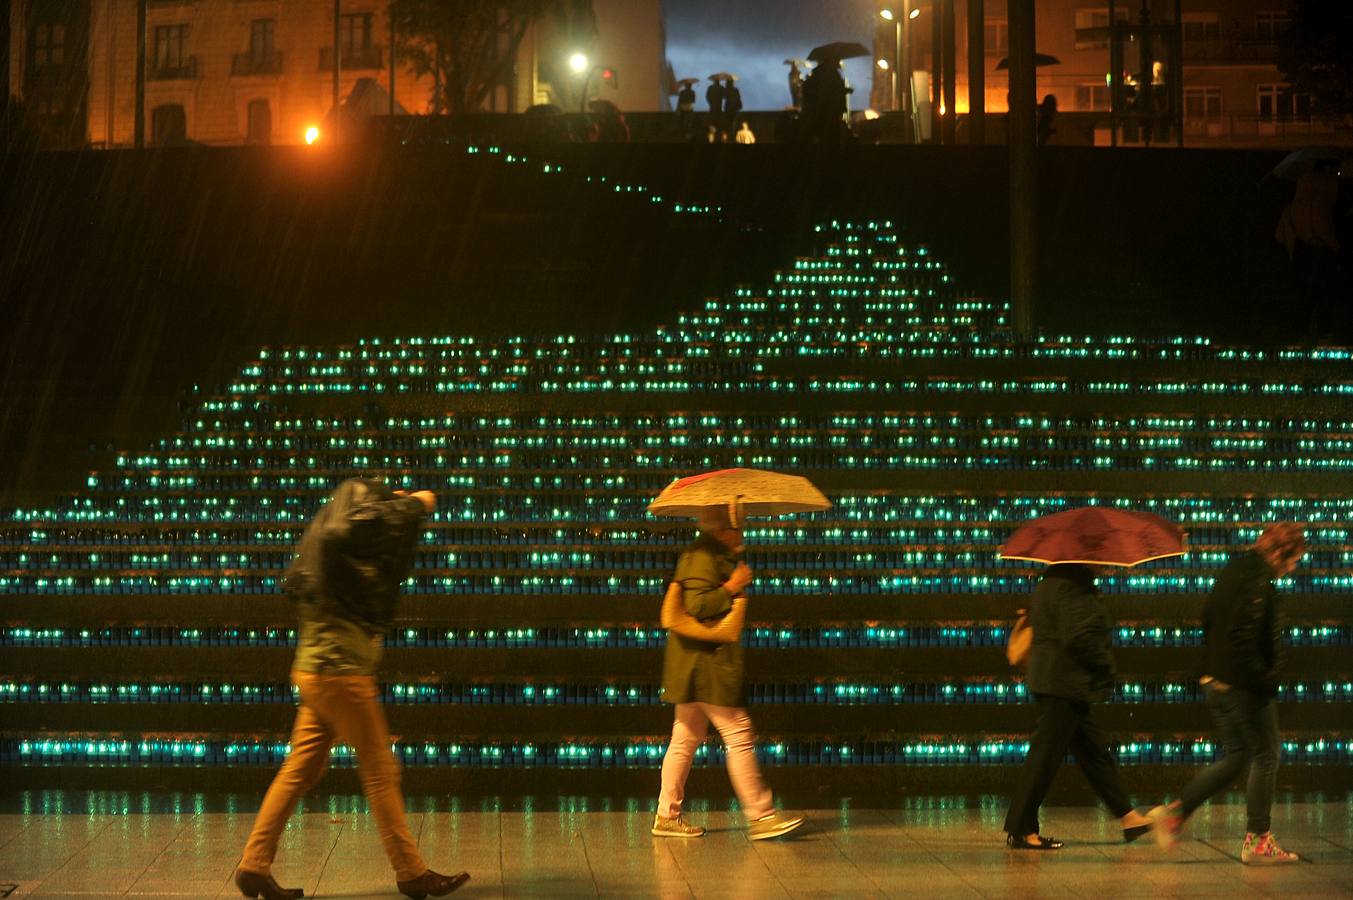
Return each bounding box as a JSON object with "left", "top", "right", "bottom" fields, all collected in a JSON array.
[
  {"left": 1006, "top": 607, "right": 1032, "bottom": 668},
  {"left": 660, "top": 580, "right": 746, "bottom": 644}
]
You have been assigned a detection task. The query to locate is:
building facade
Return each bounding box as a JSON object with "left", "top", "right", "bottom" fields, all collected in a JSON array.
[
  {"left": 876, "top": 0, "right": 1344, "bottom": 148},
  {"left": 8, "top": 0, "right": 668, "bottom": 148}
]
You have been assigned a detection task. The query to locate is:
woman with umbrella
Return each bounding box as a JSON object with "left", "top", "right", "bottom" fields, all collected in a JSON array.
[
  {"left": 648, "top": 469, "right": 827, "bottom": 841},
  {"left": 999, "top": 508, "right": 1182, "bottom": 850}
]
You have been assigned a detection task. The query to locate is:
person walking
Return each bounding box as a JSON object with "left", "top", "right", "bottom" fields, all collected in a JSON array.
[
  {"left": 1147, "top": 523, "right": 1306, "bottom": 864},
  {"left": 1002, "top": 563, "right": 1155, "bottom": 850},
  {"left": 652, "top": 505, "right": 804, "bottom": 841},
  {"left": 235, "top": 479, "right": 469, "bottom": 900},
  {"left": 788, "top": 61, "right": 804, "bottom": 109},
  {"left": 735, "top": 121, "right": 756, "bottom": 144}
]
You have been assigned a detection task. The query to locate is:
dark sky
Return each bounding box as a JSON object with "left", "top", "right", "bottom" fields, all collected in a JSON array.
[{"left": 666, "top": 0, "right": 878, "bottom": 111}]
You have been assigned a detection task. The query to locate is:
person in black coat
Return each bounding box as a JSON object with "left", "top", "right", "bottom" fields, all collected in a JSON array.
[
  {"left": 1147, "top": 523, "right": 1306, "bottom": 864},
  {"left": 1002, "top": 564, "right": 1154, "bottom": 849}
]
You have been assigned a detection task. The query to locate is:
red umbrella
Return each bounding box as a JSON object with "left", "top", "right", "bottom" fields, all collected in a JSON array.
[{"left": 999, "top": 507, "right": 1186, "bottom": 567}]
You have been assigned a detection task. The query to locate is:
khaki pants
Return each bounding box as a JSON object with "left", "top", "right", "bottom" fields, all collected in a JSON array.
[{"left": 239, "top": 671, "right": 427, "bottom": 882}]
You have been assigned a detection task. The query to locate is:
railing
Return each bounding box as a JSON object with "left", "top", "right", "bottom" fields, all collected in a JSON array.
[
  {"left": 319, "top": 45, "right": 383, "bottom": 71},
  {"left": 232, "top": 51, "right": 282, "bottom": 76},
  {"left": 147, "top": 56, "right": 198, "bottom": 81},
  {"left": 1182, "top": 35, "right": 1278, "bottom": 63}
]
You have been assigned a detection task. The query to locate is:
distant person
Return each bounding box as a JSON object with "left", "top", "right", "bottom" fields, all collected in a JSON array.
[
  {"left": 735, "top": 121, "right": 756, "bottom": 144},
  {"left": 723, "top": 78, "right": 744, "bottom": 138},
  {"left": 1002, "top": 564, "right": 1155, "bottom": 850},
  {"left": 801, "top": 60, "right": 850, "bottom": 143},
  {"left": 706, "top": 76, "right": 726, "bottom": 132},
  {"left": 677, "top": 84, "right": 697, "bottom": 114},
  {"left": 1148, "top": 524, "right": 1306, "bottom": 865},
  {"left": 788, "top": 62, "right": 804, "bottom": 108},
  {"left": 1037, "top": 94, "right": 1058, "bottom": 146},
  {"left": 1275, "top": 158, "right": 1344, "bottom": 340},
  {"left": 235, "top": 479, "right": 468, "bottom": 900},
  {"left": 652, "top": 505, "right": 804, "bottom": 841}
]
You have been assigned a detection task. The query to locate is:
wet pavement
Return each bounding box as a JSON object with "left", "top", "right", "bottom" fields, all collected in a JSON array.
[{"left": 0, "top": 799, "right": 1350, "bottom": 898}]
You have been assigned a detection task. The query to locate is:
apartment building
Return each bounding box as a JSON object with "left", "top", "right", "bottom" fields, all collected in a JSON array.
[{"left": 9, "top": 0, "right": 668, "bottom": 148}]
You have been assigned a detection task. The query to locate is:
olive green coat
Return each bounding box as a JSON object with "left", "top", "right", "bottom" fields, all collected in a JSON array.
[{"left": 660, "top": 533, "right": 746, "bottom": 707}]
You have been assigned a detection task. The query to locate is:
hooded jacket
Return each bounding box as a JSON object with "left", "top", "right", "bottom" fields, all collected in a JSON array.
[
  {"left": 1025, "top": 564, "right": 1116, "bottom": 704},
  {"left": 288, "top": 478, "right": 427, "bottom": 675}
]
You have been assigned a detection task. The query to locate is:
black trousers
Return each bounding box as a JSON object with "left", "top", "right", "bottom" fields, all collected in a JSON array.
[{"left": 1003, "top": 693, "right": 1134, "bottom": 836}]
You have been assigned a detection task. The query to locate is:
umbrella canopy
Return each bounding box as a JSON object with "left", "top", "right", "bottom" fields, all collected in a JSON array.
[
  {"left": 995, "top": 53, "right": 1061, "bottom": 70},
  {"left": 783, "top": 58, "right": 811, "bottom": 67},
  {"left": 1273, "top": 146, "right": 1350, "bottom": 181},
  {"left": 709, "top": 72, "right": 738, "bottom": 81},
  {"left": 673, "top": 77, "right": 700, "bottom": 88},
  {"left": 647, "top": 468, "right": 830, "bottom": 520},
  {"left": 588, "top": 98, "right": 621, "bottom": 115},
  {"left": 524, "top": 103, "right": 563, "bottom": 116},
  {"left": 808, "top": 41, "right": 871, "bottom": 63},
  {"left": 998, "top": 507, "right": 1186, "bottom": 567}
]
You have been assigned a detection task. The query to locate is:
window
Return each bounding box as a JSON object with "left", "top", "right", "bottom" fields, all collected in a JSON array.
[
  {"left": 151, "top": 104, "right": 187, "bottom": 146},
  {"left": 983, "top": 20, "right": 1008, "bottom": 55},
  {"left": 1258, "top": 84, "right": 1312, "bottom": 120},
  {"left": 1255, "top": 11, "right": 1291, "bottom": 42},
  {"left": 1183, "top": 86, "right": 1222, "bottom": 121},
  {"left": 340, "top": 13, "right": 373, "bottom": 55},
  {"left": 247, "top": 99, "right": 272, "bottom": 145},
  {"left": 1076, "top": 82, "right": 1110, "bottom": 111},
  {"left": 250, "top": 19, "right": 275, "bottom": 63},
  {"left": 31, "top": 23, "right": 66, "bottom": 68},
  {"left": 1074, "top": 8, "right": 1128, "bottom": 50},
  {"left": 1182, "top": 14, "right": 1221, "bottom": 42},
  {"left": 154, "top": 24, "right": 189, "bottom": 72}
]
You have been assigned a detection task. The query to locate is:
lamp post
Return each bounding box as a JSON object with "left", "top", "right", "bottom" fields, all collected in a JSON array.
[
  {"left": 570, "top": 52, "right": 594, "bottom": 112},
  {"left": 881, "top": 4, "right": 920, "bottom": 141}
]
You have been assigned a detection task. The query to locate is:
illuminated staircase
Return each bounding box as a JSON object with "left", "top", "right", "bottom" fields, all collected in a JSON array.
[{"left": 3, "top": 219, "right": 1350, "bottom": 800}]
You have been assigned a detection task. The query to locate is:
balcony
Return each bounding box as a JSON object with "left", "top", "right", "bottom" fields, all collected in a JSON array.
[
  {"left": 232, "top": 51, "right": 283, "bottom": 76},
  {"left": 147, "top": 56, "right": 198, "bottom": 81},
  {"left": 1183, "top": 113, "right": 1333, "bottom": 141},
  {"left": 1183, "top": 33, "right": 1278, "bottom": 64},
  {"left": 319, "top": 45, "right": 383, "bottom": 71}
]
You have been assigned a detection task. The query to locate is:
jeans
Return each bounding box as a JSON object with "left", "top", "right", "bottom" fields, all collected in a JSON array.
[
  {"left": 240, "top": 671, "right": 428, "bottom": 882},
  {"left": 1003, "top": 694, "right": 1134, "bottom": 837},
  {"left": 1178, "top": 683, "right": 1280, "bottom": 835},
  {"left": 657, "top": 702, "right": 774, "bottom": 821}
]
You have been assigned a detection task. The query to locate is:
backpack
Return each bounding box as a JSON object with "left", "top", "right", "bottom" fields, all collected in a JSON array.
[{"left": 1006, "top": 608, "right": 1032, "bottom": 668}]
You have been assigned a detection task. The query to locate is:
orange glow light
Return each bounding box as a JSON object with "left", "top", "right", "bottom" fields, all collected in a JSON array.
[{"left": 304, "top": 126, "right": 320, "bottom": 145}]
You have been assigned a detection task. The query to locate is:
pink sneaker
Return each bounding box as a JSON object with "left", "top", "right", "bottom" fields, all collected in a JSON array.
[
  {"left": 1241, "top": 831, "right": 1299, "bottom": 865},
  {"left": 1147, "top": 805, "right": 1181, "bottom": 851}
]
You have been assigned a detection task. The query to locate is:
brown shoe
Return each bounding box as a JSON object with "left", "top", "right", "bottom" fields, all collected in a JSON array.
[
  {"left": 235, "top": 868, "right": 304, "bottom": 899},
  {"left": 397, "top": 869, "right": 470, "bottom": 899}
]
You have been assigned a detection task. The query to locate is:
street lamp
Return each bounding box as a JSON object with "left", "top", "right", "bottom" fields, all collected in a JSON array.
[
  {"left": 880, "top": 3, "right": 919, "bottom": 139},
  {"left": 569, "top": 52, "right": 589, "bottom": 74}
]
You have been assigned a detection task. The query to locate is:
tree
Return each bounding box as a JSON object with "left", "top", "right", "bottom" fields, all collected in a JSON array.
[
  {"left": 391, "top": 0, "right": 595, "bottom": 114},
  {"left": 1276, "top": 0, "right": 1353, "bottom": 128}
]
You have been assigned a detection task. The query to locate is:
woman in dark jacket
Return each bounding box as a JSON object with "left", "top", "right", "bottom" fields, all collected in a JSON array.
[{"left": 1003, "top": 564, "right": 1154, "bottom": 849}]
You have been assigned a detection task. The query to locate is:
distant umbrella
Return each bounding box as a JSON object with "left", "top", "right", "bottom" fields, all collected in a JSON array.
[
  {"left": 709, "top": 72, "right": 738, "bottom": 81},
  {"left": 807, "top": 42, "right": 871, "bottom": 63},
  {"left": 995, "top": 53, "right": 1062, "bottom": 70},
  {"left": 588, "top": 99, "right": 621, "bottom": 116},
  {"left": 1272, "top": 146, "right": 1350, "bottom": 181},
  {"left": 783, "top": 58, "right": 811, "bottom": 67},
  {"left": 524, "top": 103, "right": 562, "bottom": 116},
  {"left": 673, "top": 77, "right": 700, "bottom": 89}
]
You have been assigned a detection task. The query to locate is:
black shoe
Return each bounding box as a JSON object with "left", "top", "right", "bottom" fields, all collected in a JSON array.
[
  {"left": 1006, "top": 833, "right": 1064, "bottom": 851},
  {"left": 235, "top": 869, "right": 304, "bottom": 900},
  {"left": 397, "top": 869, "right": 470, "bottom": 899},
  {"left": 1123, "top": 823, "right": 1153, "bottom": 843}
]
